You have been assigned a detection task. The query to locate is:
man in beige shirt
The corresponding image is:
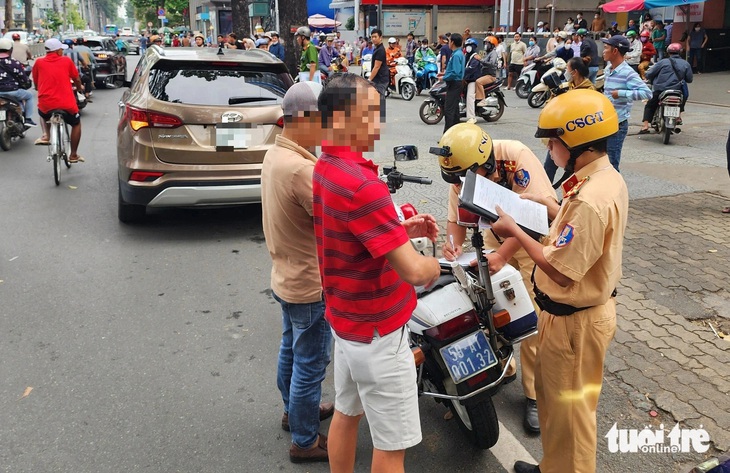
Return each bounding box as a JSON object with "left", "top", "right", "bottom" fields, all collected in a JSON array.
[
  {"left": 507, "top": 33, "right": 527, "bottom": 90},
  {"left": 492, "top": 90, "right": 628, "bottom": 473},
  {"left": 261, "top": 81, "right": 333, "bottom": 464}
]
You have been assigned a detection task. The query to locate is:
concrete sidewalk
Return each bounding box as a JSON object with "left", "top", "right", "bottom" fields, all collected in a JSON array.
[{"left": 686, "top": 71, "right": 730, "bottom": 108}]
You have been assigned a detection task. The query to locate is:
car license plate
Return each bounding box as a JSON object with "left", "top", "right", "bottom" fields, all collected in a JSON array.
[
  {"left": 0, "top": 110, "right": 6, "bottom": 121},
  {"left": 664, "top": 106, "right": 680, "bottom": 118},
  {"left": 439, "top": 330, "right": 498, "bottom": 384},
  {"left": 215, "top": 123, "right": 250, "bottom": 151}
]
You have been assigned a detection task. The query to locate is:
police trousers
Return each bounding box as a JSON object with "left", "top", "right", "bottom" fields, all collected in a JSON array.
[{"left": 535, "top": 300, "right": 616, "bottom": 473}]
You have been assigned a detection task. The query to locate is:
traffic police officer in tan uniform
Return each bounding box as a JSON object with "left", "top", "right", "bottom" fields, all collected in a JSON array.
[
  {"left": 491, "top": 89, "right": 629, "bottom": 473},
  {"left": 435, "top": 123, "right": 558, "bottom": 433}
]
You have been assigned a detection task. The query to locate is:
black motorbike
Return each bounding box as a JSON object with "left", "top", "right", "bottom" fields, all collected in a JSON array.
[
  {"left": 0, "top": 96, "right": 27, "bottom": 151},
  {"left": 419, "top": 79, "right": 506, "bottom": 125}
]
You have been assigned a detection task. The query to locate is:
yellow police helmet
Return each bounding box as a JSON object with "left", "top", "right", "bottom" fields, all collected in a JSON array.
[
  {"left": 535, "top": 89, "right": 619, "bottom": 150},
  {"left": 432, "top": 123, "right": 495, "bottom": 183}
]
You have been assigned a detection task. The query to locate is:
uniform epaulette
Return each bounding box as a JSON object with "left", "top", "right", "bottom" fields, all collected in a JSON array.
[{"left": 562, "top": 175, "right": 590, "bottom": 199}]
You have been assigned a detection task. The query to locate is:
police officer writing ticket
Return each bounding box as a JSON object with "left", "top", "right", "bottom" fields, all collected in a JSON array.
[{"left": 459, "top": 170, "right": 549, "bottom": 239}]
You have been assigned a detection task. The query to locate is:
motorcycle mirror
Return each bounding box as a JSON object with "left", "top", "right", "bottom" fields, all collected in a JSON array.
[{"left": 394, "top": 145, "right": 418, "bottom": 161}]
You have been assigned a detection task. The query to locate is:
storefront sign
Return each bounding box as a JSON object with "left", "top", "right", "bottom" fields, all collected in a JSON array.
[
  {"left": 384, "top": 12, "right": 427, "bottom": 36},
  {"left": 674, "top": 3, "right": 704, "bottom": 22}
]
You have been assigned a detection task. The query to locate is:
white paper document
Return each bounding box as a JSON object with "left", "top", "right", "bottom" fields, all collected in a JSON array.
[
  {"left": 463, "top": 174, "right": 550, "bottom": 236},
  {"left": 438, "top": 251, "right": 478, "bottom": 267}
]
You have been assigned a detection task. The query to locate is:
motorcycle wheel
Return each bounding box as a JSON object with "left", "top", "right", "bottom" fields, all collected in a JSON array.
[
  {"left": 527, "top": 91, "right": 548, "bottom": 108},
  {"left": 0, "top": 122, "right": 11, "bottom": 151},
  {"left": 401, "top": 82, "right": 415, "bottom": 101},
  {"left": 449, "top": 397, "right": 500, "bottom": 449},
  {"left": 484, "top": 97, "right": 505, "bottom": 123},
  {"left": 663, "top": 122, "right": 672, "bottom": 145},
  {"left": 515, "top": 80, "right": 530, "bottom": 99},
  {"left": 419, "top": 100, "right": 443, "bottom": 125}
]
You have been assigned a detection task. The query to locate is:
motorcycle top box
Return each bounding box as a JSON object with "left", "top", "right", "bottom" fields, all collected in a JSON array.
[{"left": 489, "top": 264, "right": 538, "bottom": 340}]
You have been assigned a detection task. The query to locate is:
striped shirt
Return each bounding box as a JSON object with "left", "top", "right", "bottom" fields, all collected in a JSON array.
[
  {"left": 313, "top": 147, "right": 415, "bottom": 343},
  {"left": 603, "top": 60, "right": 652, "bottom": 123}
]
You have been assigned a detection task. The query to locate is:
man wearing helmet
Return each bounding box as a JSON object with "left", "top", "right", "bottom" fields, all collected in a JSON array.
[
  {"left": 296, "top": 26, "right": 318, "bottom": 82},
  {"left": 474, "top": 36, "right": 499, "bottom": 108},
  {"left": 624, "top": 30, "right": 642, "bottom": 71},
  {"left": 10, "top": 33, "right": 31, "bottom": 64},
  {"left": 385, "top": 37, "right": 402, "bottom": 86},
  {"left": 491, "top": 89, "right": 629, "bottom": 473},
  {"left": 639, "top": 42, "right": 692, "bottom": 133},
  {"left": 437, "top": 123, "right": 557, "bottom": 435},
  {"left": 0, "top": 38, "right": 37, "bottom": 127},
  {"left": 462, "top": 38, "right": 482, "bottom": 120},
  {"left": 601, "top": 35, "right": 651, "bottom": 171},
  {"left": 577, "top": 28, "right": 599, "bottom": 84}
]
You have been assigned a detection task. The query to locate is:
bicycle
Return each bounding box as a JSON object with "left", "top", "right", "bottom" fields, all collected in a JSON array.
[{"left": 46, "top": 110, "right": 71, "bottom": 186}]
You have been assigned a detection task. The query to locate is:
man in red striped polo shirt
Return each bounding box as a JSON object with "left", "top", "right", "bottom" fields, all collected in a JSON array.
[{"left": 312, "top": 73, "right": 441, "bottom": 473}]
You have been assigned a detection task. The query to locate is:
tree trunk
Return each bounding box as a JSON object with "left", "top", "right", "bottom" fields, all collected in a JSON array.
[
  {"left": 24, "top": 0, "right": 33, "bottom": 32},
  {"left": 231, "top": 0, "right": 249, "bottom": 39},
  {"left": 279, "top": 0, "right": 307, "bottom": 77},
  {"left": 5, "top": 0, "right": 14, "bottom": 30}
]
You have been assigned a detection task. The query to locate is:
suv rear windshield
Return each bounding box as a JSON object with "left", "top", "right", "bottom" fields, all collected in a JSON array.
[
  {"left": 148, "top": 61, "right": 292, "bottom": 106},
  {"left": 85, "top": 40, "right": 106, "bottom": 50}
]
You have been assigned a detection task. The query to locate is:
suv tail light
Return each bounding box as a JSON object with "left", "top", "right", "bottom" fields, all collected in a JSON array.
[
  {"left": 425, "top": 310, "right": 479, "bottom": 341},
  {"left": 127, "top": 105, "right": 183, "bottom": 131},
  {"left": 129, "top": 171, "right": 164, "bottom": 182}
]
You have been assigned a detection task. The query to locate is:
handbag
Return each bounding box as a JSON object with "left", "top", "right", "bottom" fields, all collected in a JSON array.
[{"left": 668, "top": 57, "right": 689, "bottom": 99}]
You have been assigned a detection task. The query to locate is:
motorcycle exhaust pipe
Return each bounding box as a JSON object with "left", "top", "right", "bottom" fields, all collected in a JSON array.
[{"left": 673, "top": 127, "right": 682, "bottom": 134}]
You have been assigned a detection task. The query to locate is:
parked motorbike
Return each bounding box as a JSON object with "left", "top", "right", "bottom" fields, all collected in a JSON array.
[
  {"left": 414, "top": 55, "right": 438, "bottom": 95},
  {"left": 382, "top": 147, "right": 538, "bottom": 449},
  {"left": 0, "top": 96, "right": 27, "bottom": 151},
  {"left": 650, "top": 89, "right": 683, "bottom": 144},
  {"left": 387, "top": 57, "right": 417, "bottom": 101},
  {"left": 514, "top": 61, "right": 538, "bottom": 99},
  {"left": 419, "top": 79, "right": 506, "bottom": 125},
  {"left": 526, "top": 58, "right": 567, "bottom": 108}
]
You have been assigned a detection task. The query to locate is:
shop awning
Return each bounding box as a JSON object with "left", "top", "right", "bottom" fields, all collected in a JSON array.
[
  {"left": 601, "top": 0, "right": 705, "bottom": 13},
  {"left": 361, "top": 0, "right": 494, "bottom": 5}
]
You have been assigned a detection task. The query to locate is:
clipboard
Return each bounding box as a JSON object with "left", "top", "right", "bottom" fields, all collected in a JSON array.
[{"left": 458, "top": 170, "right": 549, "bottom": 241}]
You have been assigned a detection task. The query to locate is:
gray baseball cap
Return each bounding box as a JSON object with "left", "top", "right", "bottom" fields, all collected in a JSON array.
[{"left": 282, "top": 82, "right": 323, "bottom": 117}]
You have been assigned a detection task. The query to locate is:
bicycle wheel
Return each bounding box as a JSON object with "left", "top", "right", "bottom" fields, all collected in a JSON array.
[
  {"left": 50, "top": 119, "right": 61, "bottom": 185},
  {"left": 62, "top": 124, "right": 71, "bottom": 168}
]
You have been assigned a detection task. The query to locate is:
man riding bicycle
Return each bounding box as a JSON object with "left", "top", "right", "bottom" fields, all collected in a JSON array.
[{"left": 31, "top": 38, "right": 84, "bottom": 163}]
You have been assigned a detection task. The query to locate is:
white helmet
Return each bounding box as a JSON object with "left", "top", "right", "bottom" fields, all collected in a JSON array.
[{"left": 0, "top": 38, "right": 12, "bottom": 51}]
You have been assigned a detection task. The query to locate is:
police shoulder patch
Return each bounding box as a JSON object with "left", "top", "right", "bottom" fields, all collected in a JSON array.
[
  {"left": 501, "top": 160, "right": 518, "bottom": 173},
  {"left": 555, "top": 224, "right": 575, "bottom": 248},
  {"left": 514, "top": 169, "right": 530, "bottom": 188}
]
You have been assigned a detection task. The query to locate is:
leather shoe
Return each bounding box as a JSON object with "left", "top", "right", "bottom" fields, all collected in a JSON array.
[
  {"left": 514, "top": 460, "right": 541, "bottom": 473},
  {"left": 524, "top": 398, "right": 540, "bottom": 433},
  {"left": 281, "top": 402, "right": 335, "bottom": 432},
  {"left": 290, "top": 434, "right": 328, "bottom": 463}
]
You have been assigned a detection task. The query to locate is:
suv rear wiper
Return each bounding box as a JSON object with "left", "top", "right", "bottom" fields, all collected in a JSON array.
[{"left": 228, "top": 97, "right": 277, "bottom": 105}]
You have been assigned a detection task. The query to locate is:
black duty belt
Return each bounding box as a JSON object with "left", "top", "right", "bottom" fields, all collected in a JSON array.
[{"left": 530, "top": 267, "right": 617, "bottom": 316}]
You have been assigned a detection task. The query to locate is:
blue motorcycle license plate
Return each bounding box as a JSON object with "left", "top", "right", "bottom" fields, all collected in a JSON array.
[{"left": 439, "top": 330, "right": 498, "bottom": 384}]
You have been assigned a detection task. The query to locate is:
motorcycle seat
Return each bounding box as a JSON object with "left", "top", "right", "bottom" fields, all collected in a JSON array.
[
  {"left": 659, "top": 89, "right": 682, "bottom": 100},
  {"left": 416, "top": 273, "right": 456, "bottom": 298},
  {"left": 0, "top": 94, "right": 23, "bottom": 107}
]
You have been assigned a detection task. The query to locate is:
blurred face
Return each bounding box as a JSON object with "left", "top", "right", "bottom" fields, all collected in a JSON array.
[
  {"left": 371, "top": 32, "right": 382, "bottom": 46},
  {"left": 514, "top": 33, "right": 521, "bottom": 42},
  {"left": 325, "top": 85, "right": 382, "bottom": 152},
  {"left": 602, "top": 44, "right": 618, "bottom": 62},
  {"left": 547, "top": 138, "right": 570, "bottom": 168},
  {"left": 388, "top": 41, "right": 396, "bottom": 48},
  {"left": 566, "top": 39, "right": 572, "bottom": 47},
  {"left": 195, "top": 37, "right": 203, "bottom": 46}
]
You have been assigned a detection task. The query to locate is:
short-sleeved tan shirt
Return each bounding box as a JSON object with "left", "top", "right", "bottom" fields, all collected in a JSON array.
[
  {"left": 261, "top": 134, "right": 322, "bottom": 304},
  {"left": 534, "top": 155, "right": 629, "bottom": 307},
  {"left": 447, "top": 139, "right": 557, "bottom": 229}
]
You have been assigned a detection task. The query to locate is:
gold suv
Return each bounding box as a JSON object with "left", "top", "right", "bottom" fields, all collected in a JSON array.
[{"left": 117, "top": 45, "right": 293, "bottom": 222}]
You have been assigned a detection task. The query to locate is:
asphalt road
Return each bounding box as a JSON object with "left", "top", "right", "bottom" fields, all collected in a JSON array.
[{"left": 1, "top": 56, "right": 726, "bottom": 473}]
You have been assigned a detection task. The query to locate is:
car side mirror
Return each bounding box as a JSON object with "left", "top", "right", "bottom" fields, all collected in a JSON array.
[
  {"left": 394, "top": 145, "right": 418, "bottom": 161},
  {"left": 122, "top": 80, "right": 132, "bottom": 88}
]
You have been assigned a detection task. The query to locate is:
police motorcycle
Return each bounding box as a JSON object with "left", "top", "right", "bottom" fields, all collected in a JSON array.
[
  {"left": 649, "top": 89, "right": 683, "bottom": 145},
  {"left": 419, "top": 79, "right": 506, "bottom": 125},
  {"left": 382, "top": 144, "right": 538, "bottom": 449},
  {"left": 526, "top": 58, "right": 566, "bottom": 108}
]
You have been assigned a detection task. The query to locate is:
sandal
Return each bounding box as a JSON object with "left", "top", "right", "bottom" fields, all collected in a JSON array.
[
  {"left": 638, "top": 129, "right": 651, "bottom": 135},
  {"left": 722, "top": 207, "right": 730, "bottom": 214},
  {"left": 68, "top": 156, "right": 85, "bottom": 163},
  {"left": 676, "top": 118, "right": 683, "bottom": 125},
  {"left": 34, "top": 137, "right": 50, "bottom": 146}
]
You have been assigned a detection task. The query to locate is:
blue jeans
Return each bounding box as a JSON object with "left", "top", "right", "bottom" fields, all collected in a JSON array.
[
  {"left": 273, "top": 292, "right": 331, "bottom": 449},
  {"left": 588, "top": 66, "right": 599, "bottom": 85},
  {"left": 656, "top": 49, "right": 665, "bottom": 61},
  {"left": 607, "top": 119, "right": 629, "bottom": 172},
  {"left": 544, "top": 150, "right": 558, "bottom": 182},
  {"left": 688, "top": 48, "right": 702, "bottom": 72},
  {"left": 0, "top": 89, "right": 35, "bottom": 119}
]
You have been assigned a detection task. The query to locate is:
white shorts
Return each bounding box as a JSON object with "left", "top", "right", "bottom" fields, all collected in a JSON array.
[{"left": 332, "top": 327, "right": 422, "bottom": 451}]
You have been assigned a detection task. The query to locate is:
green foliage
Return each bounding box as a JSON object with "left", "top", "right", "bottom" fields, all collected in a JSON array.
[
  {"left": 66, "top": 3, "right": 86, "bottom": 30},
  {"left": 345, "top": 16, "right": 354, "bottom": 31},
  {"left": 131, "top": 0, "right": 189, "bottom": 27},
  {"left": 45, "top": 10, "right": 63, "bottom": 32}
]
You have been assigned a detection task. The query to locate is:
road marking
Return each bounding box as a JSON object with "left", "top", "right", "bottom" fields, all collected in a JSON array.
[{"left": 492, "top": 421, "right": 538, "bottom": 471}]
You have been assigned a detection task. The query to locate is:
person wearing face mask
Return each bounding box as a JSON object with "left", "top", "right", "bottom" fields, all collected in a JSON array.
[
  {"left": 591, "top": 13, "right": 606, "bottom": 32},
  {"left": 475, "top": 36, "right": 499, "bottom": 108},
  {"left": 463, "top": 38, "right": 482, "bottom": 119},
  {"left": 687, "top": 23, "right": 708, "bottom": 74},
  {"left": 523, "top": 36, "right": 541, "bottom": 66},
  {"left": 576, "top": 13, "right": 588, "bottom": 31},
  {"left": 638, "top": 30, "right": 656, "bottom": 80},
  {"left": 624, "top": 30, "right": 642, "bottom": 72},
  {"left": 564, "top": 17, "right": 575, "bottom": 33}
]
